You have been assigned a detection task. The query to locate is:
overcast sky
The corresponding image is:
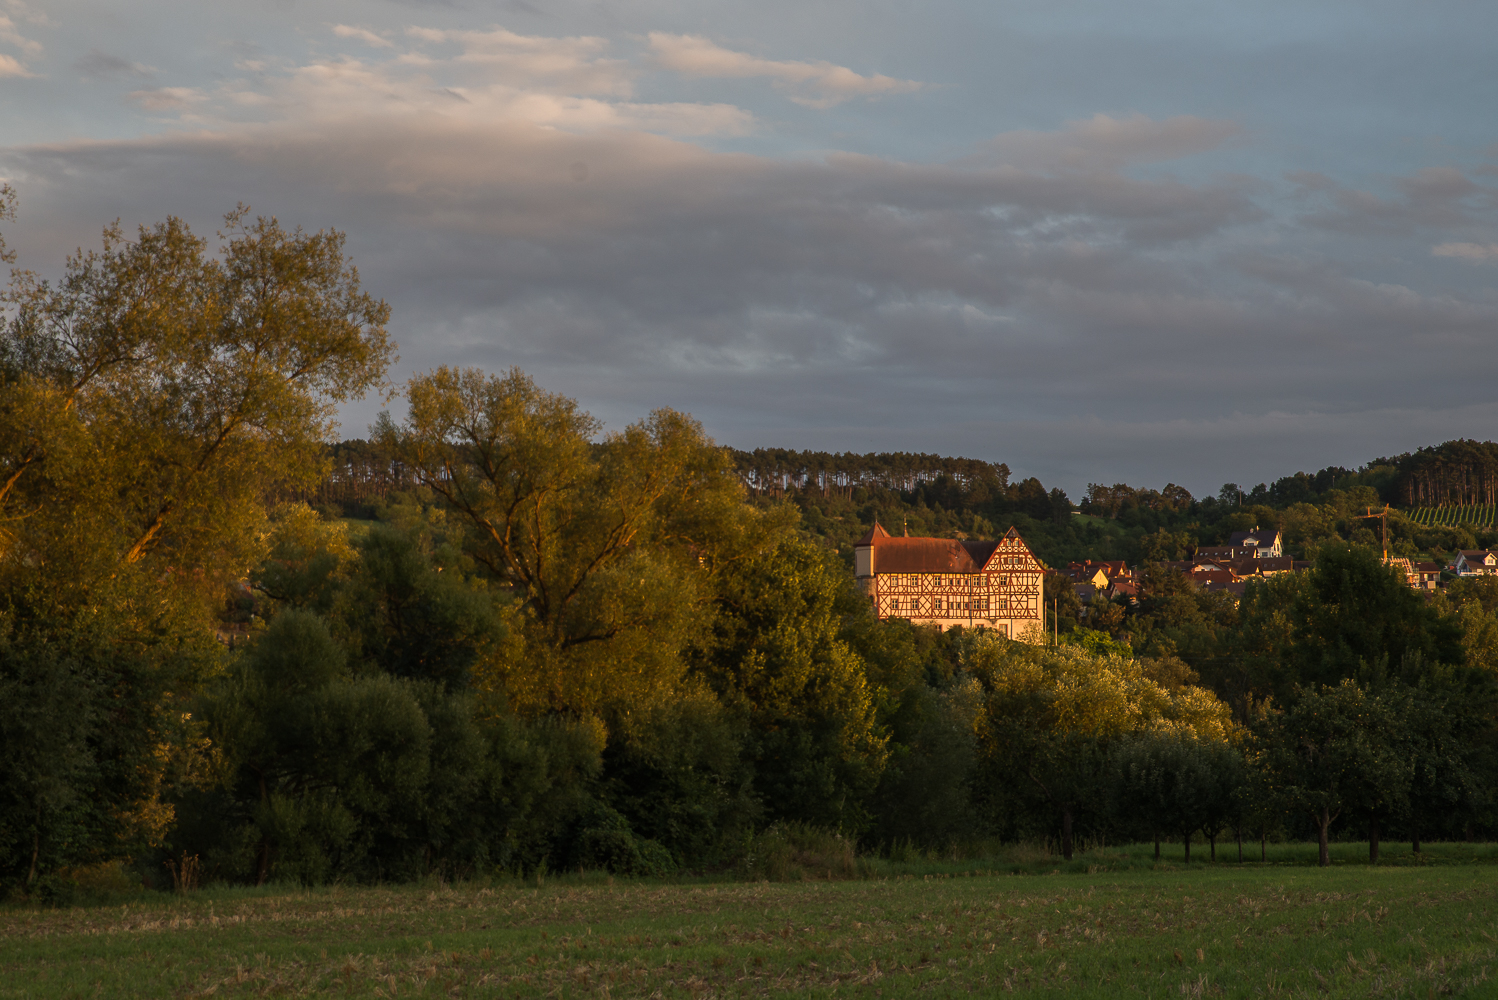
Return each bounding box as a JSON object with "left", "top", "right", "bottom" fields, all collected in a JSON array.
[{"left": 2, "top": 0, "right": 1496, "bottom": 497}]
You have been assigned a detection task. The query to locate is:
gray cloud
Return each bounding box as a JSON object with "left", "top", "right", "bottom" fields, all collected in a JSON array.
[
  {"left": 4, "top": 14, "right": 1498, "bottom": 496},
  {"left": 73, "top": 47, "right": 154, "bottom": 78}
]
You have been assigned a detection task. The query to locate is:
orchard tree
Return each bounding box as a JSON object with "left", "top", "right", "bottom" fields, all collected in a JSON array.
[
  {"left": 971, "top": 638, "right": 1235, "bottom": 860},
  {"left": 1258, "top": 680, "right": 1408, "bottom": 867}
]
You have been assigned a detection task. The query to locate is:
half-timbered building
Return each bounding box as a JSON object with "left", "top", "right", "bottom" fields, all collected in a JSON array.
[{"left": 853, "top": 523, "right": 1045, "bottom": 641}]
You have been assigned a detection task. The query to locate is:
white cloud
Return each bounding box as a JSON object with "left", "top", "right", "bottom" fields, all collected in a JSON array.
[
  {"left": 0, "top": 13, "right": 41, "bottom": 56},
  {"left": 0, "top": 50, "right": 30, "bottom": 78},
  {"left": 1433, "top": 242, "right": 1498, "bottom": 262},
  {"left": 332, "top": 25, "right": 393, "bottom": 49},
  {"left": 107, "top": 26, "right": 751, "bottom": 138},
  {"left": 648, "top": 33, "right": 923, "bottom": 108},
  {"left": 0, "top": 7, "right": 41, "bottom": 76},
  {"left": 403, "top": 25, "right": 633, "bottom": 97}
]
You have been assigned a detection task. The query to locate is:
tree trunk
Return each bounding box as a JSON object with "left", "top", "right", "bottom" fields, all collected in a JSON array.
[
  {"left": 1183, "top": 830, "right": 1191, "bottom": 863},
  {"left": 1154, "top": 831, "right": 1160, "bottom": 861},
  {"left": 1237, "top": 826, "right": 1243, "bottom": 863},
  {"left": 1318, "top": 808, "right": 1331, "bottom": 868},
  {"left": 1209, "top": 832, "right": 1217, "bottom": 862},
  {"left": 1369, "top": 814, "right": 1380, "bottom": 864},
  {"left": 26, "top": 810, "right": 40, "bottom": 887},
  {"left": 256, "top": 773, "right": 271, "bottom": 886},
  {"left": 1061, "top": 809, "right": 1074, "bottom": 861},
  {"left": 1412, "top": 819, "right": 1421, "bottom": 855},
  {"left": 1261, "top": 828, "right": 1267, "bottom": 862}
]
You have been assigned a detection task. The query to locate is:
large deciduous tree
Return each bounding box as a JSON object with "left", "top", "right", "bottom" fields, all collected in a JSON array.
[
  {"left": 377, "top": 366, "right": 792, "bottom": 722},
  {"left": 0, "top": 195, "right": 392, "bottom": 888}
]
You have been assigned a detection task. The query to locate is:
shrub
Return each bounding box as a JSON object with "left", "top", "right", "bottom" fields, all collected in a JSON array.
[{"left": 734, "top": 823, "right": 864, "bottom": 881}]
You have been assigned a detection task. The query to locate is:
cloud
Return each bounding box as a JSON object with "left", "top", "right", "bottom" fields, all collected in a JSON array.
[
  {"left": 0, "top": 9, "right": 41, "bottom": 76},
  {"left": 968, "top": 113, "right": 1243, "bottom": 172},
  {"left": 0, "top": 13, "right": 41, "bottom": 56},
  {"left": 126, "top": 86, "right": 208, "bottom": 112},
  {"left": 103, "top": 26, "right": 751, "bottom": 137},
  {"left": 1295, "top": 166, "right": 1496, "bottom": 237},
  {"left": 0, "top": 50, "right": 29, "bottom": 77},
  {"left": 404, "top": 25, "right": 633, "bottom": 96},
  {"left": 332, "top": 25, "right": 393, "bottom": 49},
  {"left": 648, "top": 33, "right": 923, "bottom": 107},
  {"left": 1433, "top": 242, "right": 1498, "bottom": 262},
  {"left": 4, "top": 19, "right": 1497, "bottom": 496},
  {"left": 74, "top": 48, "right": 155, "bottom": 78}
]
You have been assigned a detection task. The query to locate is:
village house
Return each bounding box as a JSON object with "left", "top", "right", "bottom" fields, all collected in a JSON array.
[
  {"left": 1227, "top": 527, "right": 1284, "bottom": 558},
  {"left": 855, "top": 523, "right": 1045, "bottom": 640},
  {"left": 1388, "top": 557, "right": 1444, "bottom": 590},
  {"left": 1063, "top": 559, "right": 1129, "bottom": 589},
  {"left": 1194, "top": 545, "right": 1253, "bottom": 563},
  {"left": 1448, "top": 550, "right": 1497, "bottom": 577}
]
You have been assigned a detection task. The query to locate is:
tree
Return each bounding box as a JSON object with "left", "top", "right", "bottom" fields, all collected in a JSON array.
[
  {"left": 1258, "top": 681, "right": 1407, "bottom": 867},
  {"left": 1400, "top": 666, "right": 1495, "bottom": 852},
  {"left": 1111, "top": 732, "right": 1241, "bottom": 863},
  {"left": 0, "top": 202, "right": 392, "bottom": 890},
  {"left": 971, "top": 637, "right": 1235, "bottom": 860},
  {"left": 1, "top": 208, "right": 391, "bottom": 605},
  {"left": 1237, "top": 546, "right": 1462, "bottom": 704},
  {"left": 699, "top": 537, "right": 889, "bottom": 832},
  {"left": 378, "top": 367, "right": 790, "bottom": 721}
]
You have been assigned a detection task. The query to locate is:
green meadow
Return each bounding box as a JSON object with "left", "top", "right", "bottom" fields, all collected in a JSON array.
[{"left": 6, "top": 845, "right": 1498, "bottom": 999}]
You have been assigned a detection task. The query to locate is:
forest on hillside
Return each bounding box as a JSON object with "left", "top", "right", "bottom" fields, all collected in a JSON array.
[{"left": 4, "top": 196, "right": 1498, "bottom": 901}]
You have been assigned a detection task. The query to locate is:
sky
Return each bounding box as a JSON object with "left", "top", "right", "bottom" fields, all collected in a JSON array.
[{"left": 1, "top": 0, "right": 1496, "bottom": 498}]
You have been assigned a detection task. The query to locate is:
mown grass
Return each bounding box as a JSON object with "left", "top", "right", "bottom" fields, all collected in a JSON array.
[{"left": 5, "top": 847, "right": 1498, "bottom": 998}]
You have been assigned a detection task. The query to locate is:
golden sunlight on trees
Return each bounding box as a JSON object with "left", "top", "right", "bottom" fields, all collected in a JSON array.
[
  {"left": 0, "top": 204, "right": 391, "bottom": 617},
  {"left": 0, "top": 195, "right": 392, "bottom": 885},
  {"left": 378, "top": 366, "right": 795, "bottom": 722},
  {"left": 9, "top": 188, "right": 1498, "bottom": 896}
]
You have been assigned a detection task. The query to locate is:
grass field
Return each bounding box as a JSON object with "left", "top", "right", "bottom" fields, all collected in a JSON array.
[{"left": 5, "top": 844, "right": 1498, "bottom": 999}]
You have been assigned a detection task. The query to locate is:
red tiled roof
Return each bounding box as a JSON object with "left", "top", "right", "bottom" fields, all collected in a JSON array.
[
  {"left": 854, "top": 522, "right": 892, "bottom": 546},
  {"left": 868, "top": 537, "right": 1001, "bottom": 573}
]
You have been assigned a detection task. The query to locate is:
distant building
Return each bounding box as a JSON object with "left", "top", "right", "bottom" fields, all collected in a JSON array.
[
  {"left": 1389, "top": 557, "right": 1444, "bottom": 590},
  {"left": 855, "top": 523, "right": 1045, "bottom": 640},
  {"left": 1064, "top": 560, "right": 1129, "bottom": 588},
  {"left": 1227, "top": 527, "right": 1284, "bottom": 559},
  {"left": 1230, "top": 556, "right": 1296, "bottom": 578},
  {"left": 1195, "top": 545, "right": 1253, "bottom": 563},
  {"left": 1449, "top": 550, "right": 1497, "bottom": 577}
]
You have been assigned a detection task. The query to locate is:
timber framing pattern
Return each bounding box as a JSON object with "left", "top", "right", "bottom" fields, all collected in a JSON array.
[{"left": 854, "top": 523, "right": 1044, "bottom": 640}]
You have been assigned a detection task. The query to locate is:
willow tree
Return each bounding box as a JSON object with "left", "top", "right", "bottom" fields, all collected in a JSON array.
[
  {"left": 0, "top": 195, "right": 392, "bottom": 888},
  {"left": 378, "top": 366, "right": 794, "bottom": 722}
]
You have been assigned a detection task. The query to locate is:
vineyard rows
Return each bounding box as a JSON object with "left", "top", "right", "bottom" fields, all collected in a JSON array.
[{"left": 1405, "top": 505, "right": 1498, "bottom": 528}]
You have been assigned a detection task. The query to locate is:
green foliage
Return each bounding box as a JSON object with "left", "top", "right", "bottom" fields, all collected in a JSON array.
[
  {"left": 1061, "top": 627, "right": 1133, "bottom": 658},
  {"left": 599, "top": 690, "right": 755, "bottom": 866},
  {"left": 1255, "top": 680, "right": 1409, "bottom": 866},
  {"left": 1110, "top": 731, "right": 1242, "bottom": 861},
  {"left": 555, "top": 803, "right": 676, "bottom": 878},
  {"left": 699, "top": 536, "right": 888, "bottom": 833},
  {"left": 9, "top": 190, "right": 1498, "bottom": 895},
  {"left": 732, "top": 821, "right": 862, "bottom": 881},
  {"left": 1234, "top": 545, "right": 1463, "bottom": 707}
]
